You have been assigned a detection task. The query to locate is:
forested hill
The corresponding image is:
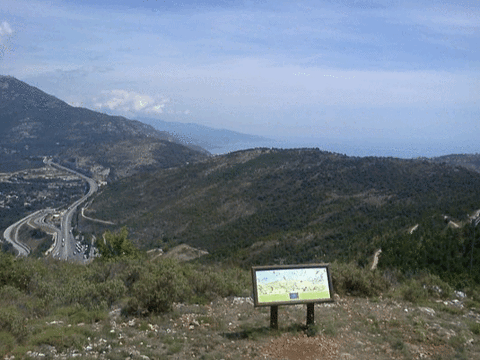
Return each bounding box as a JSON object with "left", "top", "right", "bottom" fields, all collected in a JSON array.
[
  {"left": 84, "top": 148, "right": 480, "bottom": 279},
  {"left": 429, "top": 153, "right": 480, "bottom": 173}
]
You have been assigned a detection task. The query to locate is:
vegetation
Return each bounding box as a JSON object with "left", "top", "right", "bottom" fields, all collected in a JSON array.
[
  {"left": 1, "top": 248, "right": 480, "bottom": 358},
  {"left": 0, "top": 247, "right": 250, "bottom": 357},
  {"left": 84, "top": 148, "right": 480, "bottom": 287},
  {"left": 96, "top": 227, "right": 141, "bottom": 261},
  {"left": 381, "top": 216, "right": 480, "bottom": 288}
]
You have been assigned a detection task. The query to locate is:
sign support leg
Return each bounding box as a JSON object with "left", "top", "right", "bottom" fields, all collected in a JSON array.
[
  {"left": 306, "top": 303, "right": 315, "bottom": 327},
  {"left": 270, "top": 305, "right": 278, "bottom": 330}
]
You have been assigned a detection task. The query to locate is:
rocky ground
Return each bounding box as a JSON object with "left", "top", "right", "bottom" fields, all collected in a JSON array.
[{"left": 6, "top": 293, "right": 480, "bottom": 360}]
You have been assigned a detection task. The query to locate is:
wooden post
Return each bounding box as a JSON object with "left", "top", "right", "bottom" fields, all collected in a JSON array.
[
  {"left": 270, "top": 305, "right": 278, "bottom": 330},
  {"left": 306, "top": 303, "right": 315, "bottom": 327}
]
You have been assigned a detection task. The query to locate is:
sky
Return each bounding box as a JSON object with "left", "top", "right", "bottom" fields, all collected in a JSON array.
[{"left": 0, "top": 0, "right": 479, "bottom": 157}]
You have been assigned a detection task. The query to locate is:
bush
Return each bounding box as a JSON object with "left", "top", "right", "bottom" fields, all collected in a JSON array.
[
  {"left": 469, "top": 322, "right": 480, "bottom": 335},
  {"left": 331, "top": 261, "right": 390, "bottom": 297},
  {"left": 399, "top": 272, "right": 453, "bottom": 303},
  {"left": 0, "top": 331, "right": 15, "bottom": 357},
  {"left": 0, "top": 306, "right": 29, "bottom": 340},
  {"left": 29, "top": 326, "right": 92, "bottom": 351},
  {"left": 126, "top": 258, "right": 189, "bottom": 314},
  {"left": 55, "top": 305, "right": 108, "bottom": 324},
  {"left": 183, "top": 264, "right": 250, "bottom": 302},
  {"left": 96, "top": 227, "right": 141, "bottom": 261},
  {"left": 399, "top": 279, "right": 429, "bottom": 303},
  {"left": 96, "top": 279, "right": 126, "bottom": 307},
  {"left": 0, "top": 285, "right": 24, "bottom": 303}
]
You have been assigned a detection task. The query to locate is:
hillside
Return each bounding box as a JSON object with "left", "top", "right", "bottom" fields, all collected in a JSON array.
[
  {"left": 82, "top": 148, "right": 480, "bottom": 280},
  {"left": 430, "top": 154, "right": 480, "bottom": 173},
  {"left": 0, "top": 75, "right": 209, "bottom": 178},
  {"left": 2, "top": 250, "right": 480, "bottom": 360}
]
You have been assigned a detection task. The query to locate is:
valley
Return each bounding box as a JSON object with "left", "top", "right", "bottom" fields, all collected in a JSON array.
[{"left": 1, "top": 158, "right": 99, "bottom": 262}]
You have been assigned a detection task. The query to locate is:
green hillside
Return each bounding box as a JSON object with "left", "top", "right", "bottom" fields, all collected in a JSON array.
[{"left": 82, "top": 148, "right": 480, "bottom": 283}]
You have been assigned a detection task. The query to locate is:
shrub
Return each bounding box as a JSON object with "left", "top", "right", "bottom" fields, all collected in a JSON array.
[
  {"left": 399, "top": 279, "right": 429, "bottom": 303},
  {"left": 0, "top": 285, "right": 24, "bottom": 303},
  {"left": 126, "top": 258, "right": 189, "bottom": 314},
  {"left": 55, "top": 305, "right": 108, "bottom": 324},
  {"left": 469, "top": 322, "right": 480, "bottom": 335},
  {"left": 0, "top": 331, "right": 15, "bottom": 357},
  {"left": 29, "top": 326, "right": 92, "bottom": 351},
  {"left": 96, "top": 227, "right": 141, "bottom": 261},
  {"left": 331, "top": 261, "right": 390, "bottom": 297},
  {"left": 398, "top": 272, "right": 453, "bottom": 303},
  {"left": 96, "top": 279, "right": 126, "bottom": 307},
  {"left": 418, "top": 273, "right": 453, "bottom": 299},
  {"left": 183, "top": 264, "right": 250, "bottom": 302},
  {"left": 0, "top": 306, "right": 29, "bottom": 340}
]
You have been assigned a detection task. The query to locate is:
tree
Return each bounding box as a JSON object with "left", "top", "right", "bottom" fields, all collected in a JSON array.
[{"left": 97, "top": 227, "right": 140, "bottom": 261}]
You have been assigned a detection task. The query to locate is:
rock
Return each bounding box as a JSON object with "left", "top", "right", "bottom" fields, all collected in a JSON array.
[
  {"left": 418, "top": 307, "right": 435, "bottom": 316},
  {"left": 232, "top": 296, "right": 254, "bottom": 306},
  {"left": 455, "top": 290, "right": 467, "bottom": 299}
]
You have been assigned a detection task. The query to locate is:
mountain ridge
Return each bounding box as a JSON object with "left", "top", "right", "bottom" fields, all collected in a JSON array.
[
  {"left": 0, "top": 75, "right": 209, "bottom": 178},
  {"left": 82, "top": 147, "right": 480, "bottom": 280}
]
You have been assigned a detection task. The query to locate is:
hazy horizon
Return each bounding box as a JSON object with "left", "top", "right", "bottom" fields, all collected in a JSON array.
[{"left": 1, "top": 0, "right": 478, "bottom": 158}]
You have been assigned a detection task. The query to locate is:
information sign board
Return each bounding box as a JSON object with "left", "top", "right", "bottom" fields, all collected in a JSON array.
[{"left": 251, "top": 264, "right": 334, "bottom": 307}]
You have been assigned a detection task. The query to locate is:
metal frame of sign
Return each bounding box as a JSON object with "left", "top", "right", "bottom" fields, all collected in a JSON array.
[{"left": 251, "top": 263, "right": 334, "bottom": 307}]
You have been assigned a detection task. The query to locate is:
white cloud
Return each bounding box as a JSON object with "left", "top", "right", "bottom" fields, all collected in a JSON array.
[
  {"left": 0, "top": 21, "right": 13, "bottom": 35},
  {"left": 94, "top": 89, "right": 170, "bottom": 116},
  {"left": 0, "top": 21, "right": 13, "bottom": 42}
]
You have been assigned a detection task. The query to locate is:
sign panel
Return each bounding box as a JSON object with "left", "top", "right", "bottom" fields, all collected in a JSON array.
[{"left": 251, "top": 264, "right": 334, "bottom": 306}]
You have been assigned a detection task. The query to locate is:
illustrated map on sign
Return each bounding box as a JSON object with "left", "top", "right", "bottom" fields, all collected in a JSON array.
[{"left": 255, "top": 267, "right": 330, "bottom": 304}]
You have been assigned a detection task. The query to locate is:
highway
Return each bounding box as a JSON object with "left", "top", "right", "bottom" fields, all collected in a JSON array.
[
  {"left": 46, "top": 159, "right": 98, "bottom": 261},
  {"left": 2, "top": 159, "right": 99, "bottom": 261},
  {"left": 2, "top": 210, "right": 42, "bottom": 256}
]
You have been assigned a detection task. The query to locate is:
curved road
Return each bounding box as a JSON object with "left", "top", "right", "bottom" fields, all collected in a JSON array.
[
  {"left": 2, "top": 210, "right": 42, "bottom": 256},
  {"left": 46, "top": 159, "right": 98, "bottom": 261},
  {"left": 2, "top": 159, "right": 98, "bottom": 261}
]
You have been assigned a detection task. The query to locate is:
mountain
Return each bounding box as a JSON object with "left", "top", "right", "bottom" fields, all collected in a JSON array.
[
  {"left": 82, "top": 148, "right": 480, "bottom": 277},
  {"left": 0, "top": 75, "right": 209, "bottom": 178},
  {"left": 137, "top": 117, "right": 282, "bottom": 154}
]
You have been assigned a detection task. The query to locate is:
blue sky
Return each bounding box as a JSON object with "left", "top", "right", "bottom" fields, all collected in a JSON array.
[{"left": 1, "top": 0, "right": 479, "bottom": 157}]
